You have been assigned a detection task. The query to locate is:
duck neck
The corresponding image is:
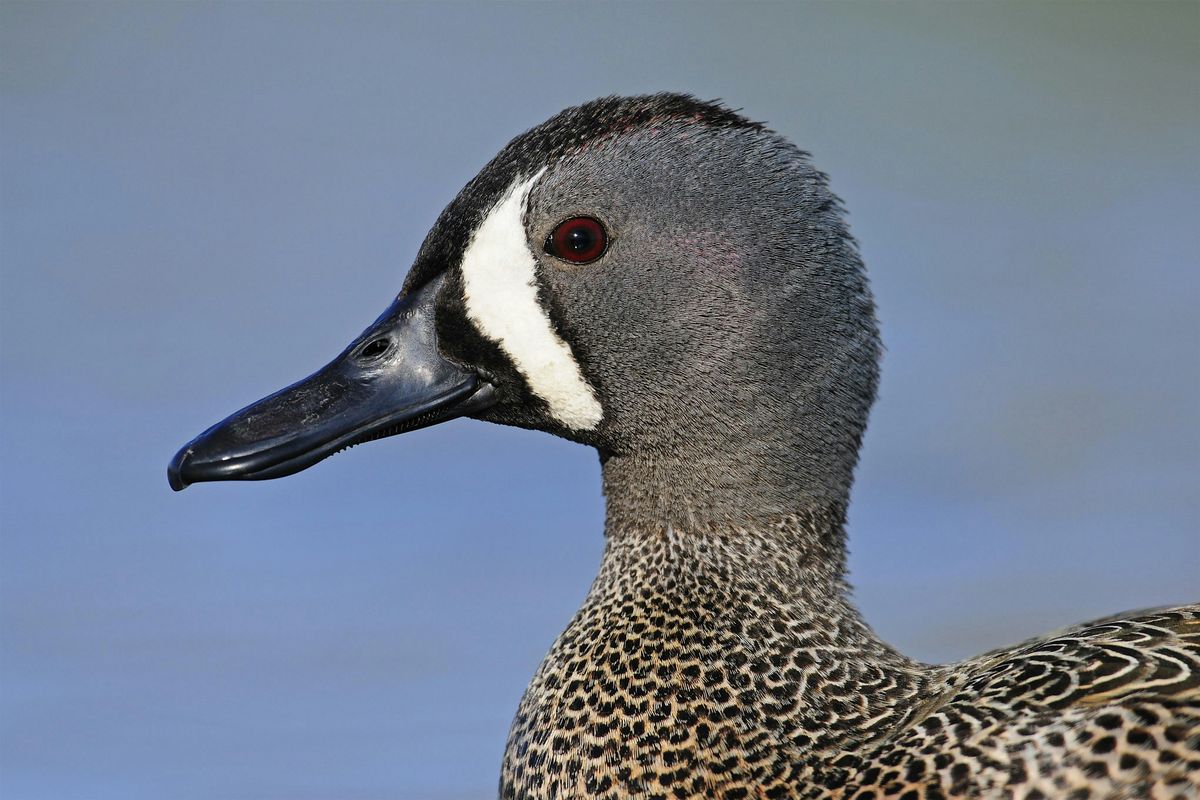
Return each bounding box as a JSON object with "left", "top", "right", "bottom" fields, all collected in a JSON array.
[
  {"left": 599, "top": 451, "right": 864, "bottom": 655},
  {"left": 600, "top": 447, "right": 852, "bottom": 579}
]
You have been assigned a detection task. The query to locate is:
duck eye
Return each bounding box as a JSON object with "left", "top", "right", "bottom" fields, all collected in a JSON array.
[{"left": 545, "top": 217, "right": 608, "bottom": 264}]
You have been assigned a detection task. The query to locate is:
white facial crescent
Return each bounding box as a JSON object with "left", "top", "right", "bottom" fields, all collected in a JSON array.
[{"left": 458, "top": 171, "right": 603, "bottom": 431}]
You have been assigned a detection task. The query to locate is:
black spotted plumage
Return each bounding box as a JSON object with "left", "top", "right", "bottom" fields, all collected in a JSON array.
[{"left": 500, "top": 513, "right": 1199, "bottom": 799}]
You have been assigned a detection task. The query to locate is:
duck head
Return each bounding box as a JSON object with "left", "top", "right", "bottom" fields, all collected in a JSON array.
[{"left": 169, "top": 94, "right": 878, "bottom": 521}]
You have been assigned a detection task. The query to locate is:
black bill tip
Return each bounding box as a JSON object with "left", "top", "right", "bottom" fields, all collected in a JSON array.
[{"left": 168, "top": 449, "right": 191, "bottom": 491}]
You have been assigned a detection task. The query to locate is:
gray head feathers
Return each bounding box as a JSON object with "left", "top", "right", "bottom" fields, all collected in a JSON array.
[{"left": 423, "top": 94, "right": 879, "bottom": 529}]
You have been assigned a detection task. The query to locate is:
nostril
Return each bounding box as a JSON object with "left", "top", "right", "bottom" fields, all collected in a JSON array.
[{"left": 358, "top": 337, "right": 391, "bottom": 361}]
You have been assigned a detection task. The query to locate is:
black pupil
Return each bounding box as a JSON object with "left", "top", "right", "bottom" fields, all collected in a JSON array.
[{"left": 564, "top": 224, "right": 595, "bottom": 252}]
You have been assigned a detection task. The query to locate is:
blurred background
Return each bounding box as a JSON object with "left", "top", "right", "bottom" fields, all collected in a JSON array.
[{"left": 2, "top": 2, "right": 1197, "bottom": 798}]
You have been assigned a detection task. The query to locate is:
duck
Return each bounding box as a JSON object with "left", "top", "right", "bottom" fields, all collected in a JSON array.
[{"left": 169, "top": 94, "right": 1200, "bottom": 800}]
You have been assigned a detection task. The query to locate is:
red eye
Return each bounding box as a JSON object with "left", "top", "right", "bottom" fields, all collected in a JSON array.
[{"left": 545, "top": 217, "right": 608, "bottom": 264}]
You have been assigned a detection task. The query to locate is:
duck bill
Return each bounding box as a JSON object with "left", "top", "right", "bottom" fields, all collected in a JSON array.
[{"left": 168, "top": 274, "right": 494, "bottom": 491}]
